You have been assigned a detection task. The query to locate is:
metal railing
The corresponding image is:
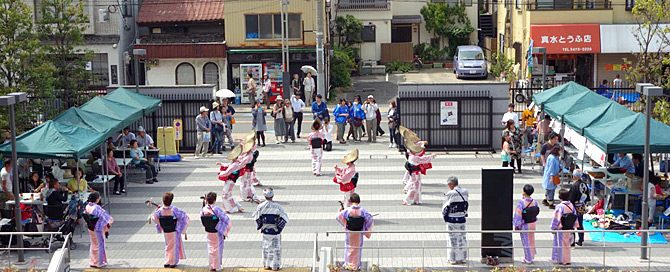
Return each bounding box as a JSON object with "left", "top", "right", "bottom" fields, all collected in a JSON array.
[
  {"left": 0, "top": 232, "right": 71, "bottom": 269},
  {"left": 509, "top": 86, "right": 642, "bottom": 113},
  {"left": 531, "top": 0, "right": 611, "bottom": 10},
  {"left": 336, "top": 0, "right": 390, "bottom": 10},
  {"left": 313, "top": 229, "right": 670, "bottom": 271}
]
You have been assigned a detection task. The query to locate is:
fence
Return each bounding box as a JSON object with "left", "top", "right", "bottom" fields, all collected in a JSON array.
[
  {"left": 509, "top": 84, "right": 641, "bottom": 113},
  {"left": 0, "top": 232, "right": 72, "bottom": 270},
  {"left": 380, "top": 43, "right": 413, "bottom": 64},
  {"left": 313, "top": 229, "right": 670, "bottom": 271}
]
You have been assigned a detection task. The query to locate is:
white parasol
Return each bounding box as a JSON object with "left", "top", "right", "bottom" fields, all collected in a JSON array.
[
  {"left": 215, "top": 89, "right": 236, "bottom": 98},
  {"left": 301, "top": 65, "right": 317, "bottom": 75}
]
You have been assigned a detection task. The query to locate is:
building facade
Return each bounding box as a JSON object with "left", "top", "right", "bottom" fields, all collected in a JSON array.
[
  {"left": 334, "top": 0, "right": 480, "bottom": 63},
  {"left": 497, "top": 0, "right": 669, "bottom": 88}
]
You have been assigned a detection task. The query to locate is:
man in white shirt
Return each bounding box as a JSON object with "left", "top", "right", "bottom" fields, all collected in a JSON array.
[
  {"left": 290, "top": 95, "right": 306, "bottom": 138},
  {"left": 262, "top": 74, "right": 273, "bottom": 109},
  {"left": 501, "top": 103, "right": 519, "bottom": 127},
  {"left": 115, "top": 127, "right": 136, "bottom": 147},
  {"left": 0, "top": 160, "right": 14, "bottom": 202},
  {"left": 612, "top": 74, "right": 623, "bottom": 88},
  {"left": 362, "top": 95, "right": 379, "bottom": 143},
  {"left": 303, "top": 72, "right": 315, "bottom": 105},
  {"left": 136, "top": 126, "right": 155, "bottom": 149}
]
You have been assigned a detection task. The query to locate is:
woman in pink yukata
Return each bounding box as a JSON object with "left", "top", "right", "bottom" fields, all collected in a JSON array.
[
  {"left": 336, "top": 193, "right": 374, "bottom": 271},
  {"left": 513, "top": 184, "right": 539, "bottom": 264},
  {"left": 151, "top": 192, "right": 190, "bottom": 268},
  {"left": 217, "top": 139, "right": 253, "bottom": 213},
  {"left": 308, "top": 120, "right": 325, "bottom": 176},
  {"left": 334, "top": 149, "right": 359, "bottom": 207},
  {"left": 200, "top": 191, "right": 232, "bottom": 272},
  {"left": 400, "top": 129, "right": 434, "bottom": 205},
  {"left": 551, "top": 188, "right": 579, "bottom": 265},
  {"left": 84, "top": 192, "right": 113, "bottom": 268}
]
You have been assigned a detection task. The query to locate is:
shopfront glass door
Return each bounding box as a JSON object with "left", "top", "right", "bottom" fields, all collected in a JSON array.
[{"left": 240, "top": 64, "right": 263, "bottom": 104}]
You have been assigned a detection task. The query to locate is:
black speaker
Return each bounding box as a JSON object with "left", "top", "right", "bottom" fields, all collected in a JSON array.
[{"left": 481, "top": 168, "right": 514, "bottom": 262}]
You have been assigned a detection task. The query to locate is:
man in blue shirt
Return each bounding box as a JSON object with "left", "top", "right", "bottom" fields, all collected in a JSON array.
[
  {"left": 610, "top": 153, "right": 635, "bottom": 174},
  {"left": 311, "top": 94, "right": 328, "bottom": 121}
]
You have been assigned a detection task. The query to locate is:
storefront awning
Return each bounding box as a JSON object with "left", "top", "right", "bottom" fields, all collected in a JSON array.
[
  {"left": 227, "top": 48, "right": 316, "bottom": 54},
  {"left": 600, "top": 24, "right": 670, "bottom": 53},
  {"left": 135, "top": 43, "right": 226, "bottom": 59},
  {"left": 392, "top": 15, "right": 422, "bottom": 24},
  {"left": 530, "top": 24, "right": 600, "bottom": 54}
]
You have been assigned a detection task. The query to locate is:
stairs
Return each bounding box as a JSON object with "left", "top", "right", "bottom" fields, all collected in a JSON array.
[{"left": 479, "top": 14, "right": 496, "bottom": 38}]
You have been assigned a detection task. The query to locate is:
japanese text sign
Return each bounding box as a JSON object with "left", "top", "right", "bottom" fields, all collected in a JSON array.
[{"left": 530, "top": 24, "right": 600, "bottom": 54}]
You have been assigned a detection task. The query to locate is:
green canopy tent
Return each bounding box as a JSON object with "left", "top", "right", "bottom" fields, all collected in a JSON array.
[
  {"left": 532, "top": 81, "right": 593, "bottom": 106},
  {"left": 541, "top": 90, "right": 612, "bottom": 121},
  {"left": 0, "top": 120, "right": 102, "bottom": 159},
  {"left": 562, "top": 102, "right": 634, "bottom": 133},
  {"left": 53, "top": 108, "right": 125, "bottom": 135},
  {"left": 79, "top": 96, "right": 145, "bottom": 128},
  {"left": 102, "top": 87, "right": 161, "bottom": 114},
  {"left": 584, "top": 113, "right": 670, "bottom": 154}
]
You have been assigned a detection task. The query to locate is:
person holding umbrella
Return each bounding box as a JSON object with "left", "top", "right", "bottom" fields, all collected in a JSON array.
[{"left": 303, "top": 71, "right": 315, "bottom": 105}]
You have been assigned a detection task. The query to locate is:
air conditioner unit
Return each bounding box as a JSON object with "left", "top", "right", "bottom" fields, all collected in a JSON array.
[{"left": 98, "top": 9, "right": 110, "bottom": 22}]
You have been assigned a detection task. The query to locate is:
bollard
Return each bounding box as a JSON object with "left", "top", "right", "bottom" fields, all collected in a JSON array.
[{"left": 319, "top": 247, "right": 333, "bottom": 272}]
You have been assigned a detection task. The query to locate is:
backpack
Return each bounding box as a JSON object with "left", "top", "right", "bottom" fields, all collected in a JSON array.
[
  {"left": 560, "top": 204, "right": 578, "bottom": 230},
  {"left": 346, "top": 216, "right": 365, "bottom": 231},
  {"left": 522, "top": 201, "right": 539, "bottom": 224}
]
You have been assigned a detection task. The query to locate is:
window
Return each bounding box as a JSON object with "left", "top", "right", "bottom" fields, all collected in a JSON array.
[
  {"left": 89, "top": 53, "right": 109, "bottom": 87},
  {"left": 515, "top": 0, "right": 521, "bottom": 9},
  {"left": 203, "top": 62, "right": 220, "bottom": 89},
  {"left": 245, "top": 14, "right": 302, "bottom": 40},
  {"left": 176, "top": 63, "right": 195, "bottom": 85},
  {"left": 362, "top": 25, "right": 376, "bottom": 42},
  {"left": 391, "top": 25, "right": 412, "bottom": 43}
]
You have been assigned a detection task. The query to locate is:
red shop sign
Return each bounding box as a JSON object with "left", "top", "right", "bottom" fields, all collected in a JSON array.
[{"left": 530, "top": 24, "right": 600, "bottom": 54}]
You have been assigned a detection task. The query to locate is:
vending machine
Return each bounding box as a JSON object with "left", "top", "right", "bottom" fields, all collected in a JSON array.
[{"left": 239, "top": 64, "right": 263, "bottom": 104}]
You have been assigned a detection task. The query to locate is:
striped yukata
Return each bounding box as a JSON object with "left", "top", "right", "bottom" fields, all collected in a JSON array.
[
  {"left": 308, "top": 131, "right": 325, "bottom": 175},
  {"left": 442, "top": 186, "right": 469, "bottom": 263},
  {"left": 336, "top": 205, "right": 374, "bottom": 271},
  {"left": 201, "top": 204, "right": 231, "bottom": 271},
  {"left": 253, "top": 200, "right": 289, "bottom": 270},
  {"left": 513, "top": 197, "right": 538, "bottom": 263},
  {"left": 551, "top": 201, "right": 579, "bottom": 265},
  {"left": 152, "top": 206, "right": 190, "bottom": 266},
  {"left": 84, "top": 203, "right": 113, "bottom": 268}
]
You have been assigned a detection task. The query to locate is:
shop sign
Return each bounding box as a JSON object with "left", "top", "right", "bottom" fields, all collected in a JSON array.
[
  {"left": 530, "top": 24, "right": 600, "bottom": 54},
  {"left": 440, "top": 101, "right": 458, "bottom": 126}
]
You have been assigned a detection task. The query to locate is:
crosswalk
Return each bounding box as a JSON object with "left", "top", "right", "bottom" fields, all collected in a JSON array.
[{"left": 65, "top": 143, "right": 670, "bottom": 270}]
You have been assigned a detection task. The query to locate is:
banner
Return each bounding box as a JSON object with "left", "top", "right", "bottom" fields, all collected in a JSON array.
[{"left": 440, "top": 101, "right": 458, "bottom": 126}]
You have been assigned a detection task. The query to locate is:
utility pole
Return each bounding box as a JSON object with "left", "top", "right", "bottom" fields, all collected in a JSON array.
[
  {"left": 315, "top": 0, "right": 326, "bottom": 98},
  {"left": 281, "top": 0, "right": 290, "bottom": 99}
]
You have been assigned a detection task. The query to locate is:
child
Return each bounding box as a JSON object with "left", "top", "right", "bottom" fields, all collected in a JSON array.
[
  {"left": 308, "top": 120, "right": 325, "bottom": 176},
  {"left": 502, "top": 132, "right": 512, "bottom": 167},
  {"left": 321, "top": 117, "right": 334, "bottom": 151},
  {"left": 513, "top": 184, "right": 539, "bottom": 264}
]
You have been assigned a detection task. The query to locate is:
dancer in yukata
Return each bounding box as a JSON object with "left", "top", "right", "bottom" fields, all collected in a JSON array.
[
  {"left": 243, "top": 132, "right": 262, "bottom": 187},
  {"left": 253, "top": 188, "right": 289, "bottom": 271},
  {"left": 334, "top": 149, "right": 359, "bottom": 207},
  {"left": 83, "top": 192, "right": 113, "bottom": 268},
  {"left": 238, "top": 138, "right": 261, "bottom": 203},
  {"left": 551, "top": 188, "right": 579, "bottom": 265},
  {"left": 513, "top": 184, "right": 540, "bottom": 264},
  {"left": 308, "top": 120, "right": 325, "bottom": 176},
  {"left": 442, "top": 176, "right": 469, "bottom": 265},
  {"left": 200, "top": 192, "right": 232, "bottom": 272},
  {"left": 399, "top": 126, "right": 434, "bottom": 205},
  {"left": 151, "top": 192, "right": 190, "bottom": 268},
  {"left": 217, "top": 143, "right": 249, "bottom": 213},
  {"left": 336, "top": 193, "right": 374, "bottom": 271}
]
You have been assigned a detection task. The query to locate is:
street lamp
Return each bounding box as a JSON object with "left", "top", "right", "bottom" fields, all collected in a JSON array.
[
  {"left": 132, "top": 48, "right": 147, "bottom": 93},
  {"left": 0, "top": 92, "right": 28, "bottom": 263},
  {"left": 636, "top": 83, "right": 663, "bottom": 260}
]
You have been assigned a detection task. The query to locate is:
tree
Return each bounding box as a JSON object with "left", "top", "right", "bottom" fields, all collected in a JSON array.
[
  {"left": 420, "top": 2, "right": 474, "bottom": 57},
  {"left": 38, "top": 0, "right": 93, "bottom": 110},
  {"left": 333, "top": 15, "right": 363, "bottom": 47},
  {"left": 627, "top": 0, "right": 670, "bottom": 88},
  {"left": 330, "top": 47, "right": 356, "bottom": 89},
  {"left": 0, "top": 0, "right": 55, "bottom": 131}
]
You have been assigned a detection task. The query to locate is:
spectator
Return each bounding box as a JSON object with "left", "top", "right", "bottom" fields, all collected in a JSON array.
[
  {"left": 333, "top": 99, "right": 349, "bottom": 144},
  {"left": 551, "top": 188, "right": 579, "bottom": 265},
  {"left": 252, "top": 99, "right": 268, "bottom": 147},
  {"left": 632, "top": 153, "right": 645, "bottom": 179},
  {"left": 538, "top": 115, "right": 552, "bottom": 144},
  {"left": 349, "top": 96, "right": 365, "bottom": 142},
  {"left": 221, "top": 98, "right": 236, "bottom": 149},
  {"left": 311, "top": 94, "right": 328, "bottom": 121},
  {"left": 26, "top": 171, "right": 44, "bottom": 193},
  {"left": 596, "top": 80, "right": 610, "bottom": 97},
  {"left": 115, "top": 127, "right": 136, "bottom": 148},
  {"left": 303, "top": 72, "right": 315, "bottom": 105},
  {"left": 374, "top": 99, "right": 385, "bottom": 137},
  {"left": 106, "top": 137, "right": 116, "bottom": 151},
  {"left": 106, "top": 149, "right": 125, "bottom": 195},
  {"left": 262, "top": 74, "right": 272, "bottom": 109},
  {"left": 501, "top": 132, "right": 512, "bottom": 167},
  {"left": 355, "top": 95, "right": 366, "bottom": 138},
  {"left": 609, "top": 153, "right": 635, "bottom": 174},
  {"left": 66, "top": 168, "right": 94, "bottom": 193},
  {"left": 246, "top": 73, "right": 257, "bottom": 103},
  {"left": 210, "top": 102, "right": 225, "bottom": 154},
  {"left": 501, "top": 103, "right": 519, "bottom": 127},
  {"left": 503, "top": 119, "right": 523, "bottom": 174},
  {"left": 1, "top": 160, "right": 14, "bottom": 205},
  {"left": 613, "top": 74, "right": 623, "bottom": 88},
  {"left": 568, "top": 170, "right": 589, "bottom": 247},
  {"left": 291, "top": 95, "right": 306, "bottom": 138},
  {"left": 321, "top": 117, "right": 334, "bottom": 151},
  {"left": 272, "top": 97, "right": 287, "bottom": 144},
  {"left": 388, "top": 101, "right": 399, "bottom": 148},
  {"left": 542, "top": 146, "right": 562, "bottom": 209},
  {"left": 363, "top": 95, "right": 379, "bottom": 143},
  {"left": 541, "top": 133, "right": 560, "bottom": 166},
  {"left": 130, "top": 139, "right": 158, "bottom": 184},
  {"left": 45, "top": 175, "right": 67, "bottom": 206},
  {"left": 291, "top": 74, "right": 303, "bottom": 102},
  {"left": 136, "top": 126, "right": 155, "bottom": 149},
  {"left": 283, "top": 98, "right": 295, "bottom": 143},
  {"left": 195, "top": 106, "right": 212, "bottom": 158}
]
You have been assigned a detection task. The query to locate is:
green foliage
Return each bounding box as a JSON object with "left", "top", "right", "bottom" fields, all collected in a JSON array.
[
  {"left": 38, "top": 0, "right": 94, "bottom": 109},
  {"left": 385, "top": 61, "right": 412, "bottom": 73},
  {"left": 653, "top": 98, "right": 670, "bottom": 125},
  {"left": 330, "top": 47, "right": 356, "bottom": 88},
  {"left": 627, "top": 0, "right": 670, "bottom": 89},
  {"left": 420, "top": 2, "right": 475, "bottom": 57},
  {"left": 0, "top": 0, "right": 56, "bottom": 131},
  {"left": 414, "top": 43, "right": 450, "bottom": 62},
  {"left": 489, "top": 52, "right": 515, "bottom": 80},
  {"left": 333, "top": 15, "right": 363, "bottom": 47}
]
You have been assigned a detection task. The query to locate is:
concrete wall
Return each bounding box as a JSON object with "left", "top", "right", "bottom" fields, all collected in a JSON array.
[
  {"left": 595, "top": 53, "right": 635, "bottom": 84},
  {"left": 145, "top": 58, "right": 227, "bottom": 89},
  {"left": 75, "top": 44, "right": 119, "bottom": 87}
]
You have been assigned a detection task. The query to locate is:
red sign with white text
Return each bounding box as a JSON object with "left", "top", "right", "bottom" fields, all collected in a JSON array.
[{"left": 530, "top": 24, "right": 600, "bottom": 54}]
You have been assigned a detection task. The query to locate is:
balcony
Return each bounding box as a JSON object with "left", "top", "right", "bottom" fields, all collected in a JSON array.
[
  {"left": 337, "top": 0, "right": 390, "bottom": 10},
  {"left": 530, "top": 0, "right": 611, "bottom": 10}
]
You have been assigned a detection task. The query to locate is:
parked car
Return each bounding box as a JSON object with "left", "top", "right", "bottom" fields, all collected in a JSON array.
[{"left": 453, "top": 45, "right": 488, "bottom": 79}]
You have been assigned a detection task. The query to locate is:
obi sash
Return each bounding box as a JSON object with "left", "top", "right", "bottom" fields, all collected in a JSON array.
[
  {"left": 245, "top": 150, "right": 260, "bottom": 170},
  {"left": 158, "top": 216, "right": 178, "bottom": 233},
  {"left": 82, "top": 213, "right": 99, "bottom": 231},
  {"left": 256, "top": 214, "right": 287, "bottom": 235},
  {"left": 201, "top": 215, "right": 220, "bottom": 233},
  {"left": 346, "top": 216, "right": 365, "bottom": 231}
]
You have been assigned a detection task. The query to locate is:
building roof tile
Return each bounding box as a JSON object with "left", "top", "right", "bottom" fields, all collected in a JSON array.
[{"left": 137, "top": 0, "right": 224, "bottom": 24}]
